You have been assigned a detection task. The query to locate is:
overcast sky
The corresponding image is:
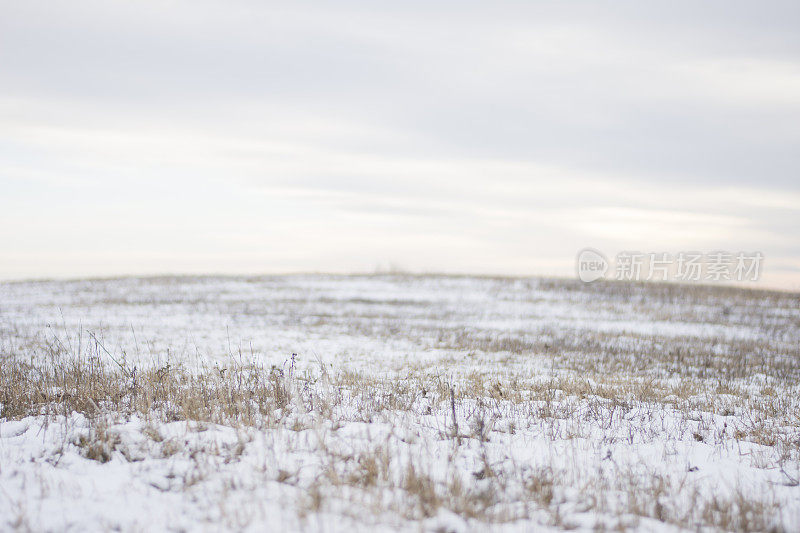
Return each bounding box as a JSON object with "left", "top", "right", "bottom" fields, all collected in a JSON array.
[{"left": 1, "top": 1, "right": 799, "bottom": 288}]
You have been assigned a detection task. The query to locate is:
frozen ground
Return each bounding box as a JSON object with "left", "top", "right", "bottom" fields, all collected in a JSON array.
[{"left": 1, "top": 274, "right": 800, "bottom": 531}]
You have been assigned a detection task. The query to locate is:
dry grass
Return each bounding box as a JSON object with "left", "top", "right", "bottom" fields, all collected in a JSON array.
[
  {"left": 2, "top": 332, "right": 798, "bottom": 531},
  {"left": 1, "top": 276, "right": 799, "bottom": 531}
]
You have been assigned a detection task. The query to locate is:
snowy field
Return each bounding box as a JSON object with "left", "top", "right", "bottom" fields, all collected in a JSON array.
[{"left": 1, "top": 274, "right": 800, "bottom": 531}]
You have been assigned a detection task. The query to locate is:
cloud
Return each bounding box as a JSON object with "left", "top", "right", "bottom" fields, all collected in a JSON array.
[{"left": 0, "top": 1, "right": 799, "bottom": 287}]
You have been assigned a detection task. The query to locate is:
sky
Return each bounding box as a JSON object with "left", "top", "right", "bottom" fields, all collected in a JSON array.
[{"left": 1, "top": 1, "right": 799, "bottom": 289}]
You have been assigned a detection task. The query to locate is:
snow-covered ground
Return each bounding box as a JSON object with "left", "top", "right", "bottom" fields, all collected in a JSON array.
[{"left": 1, "top": 275, "right": 799, "bottom": 531}]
